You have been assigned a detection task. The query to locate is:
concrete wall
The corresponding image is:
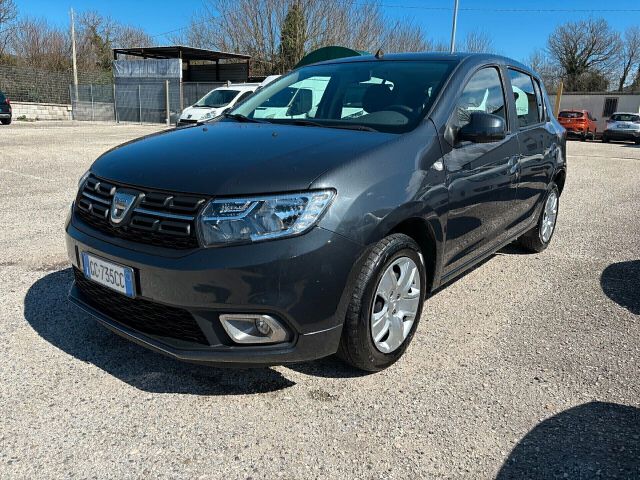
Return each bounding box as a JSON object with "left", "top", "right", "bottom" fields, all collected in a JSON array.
[
  {"left": 11, "top": 102, "right": 72, "bottom": 121},
  {"left": 548, "top": 93, "right": 640, "bottom": 132}
]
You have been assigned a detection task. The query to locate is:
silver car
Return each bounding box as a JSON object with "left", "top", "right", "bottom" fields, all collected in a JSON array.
[{"left": 602, "top": 112, "right": 640, "bottom": 144}]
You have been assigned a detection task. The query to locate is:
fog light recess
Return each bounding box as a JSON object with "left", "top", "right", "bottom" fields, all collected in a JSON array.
[{"left": 219, "top": 314, "right": 290, "bottom": 344}]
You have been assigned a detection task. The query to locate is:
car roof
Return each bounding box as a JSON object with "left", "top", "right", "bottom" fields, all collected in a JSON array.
[
  {"left": 611, "top": 111, "right": 640, "bottom": 115},
  {"left": 311, "top": 51, "right": 535, "bottom": 75}
]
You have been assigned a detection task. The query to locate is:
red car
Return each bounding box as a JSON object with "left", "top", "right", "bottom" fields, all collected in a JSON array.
[{"left": 557, "top": 110, "right": 597, "bottom": 141}]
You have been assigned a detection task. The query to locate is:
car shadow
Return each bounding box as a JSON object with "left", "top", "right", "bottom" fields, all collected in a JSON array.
[
  {"left": 23, "top": 268, "right": 296, "bottom": 395},
  {"left": 600, "top": 260, "right": 640, "bottom": 315},
  {"left": 496, "top": 402, "right": 640, "bottom": 479}
]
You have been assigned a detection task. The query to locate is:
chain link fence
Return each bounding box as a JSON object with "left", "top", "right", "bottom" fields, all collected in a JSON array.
[{"left": 70, "top": 81, "right": 225, "bottom": 124}]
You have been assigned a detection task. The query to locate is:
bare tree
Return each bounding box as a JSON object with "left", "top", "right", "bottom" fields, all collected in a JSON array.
[
  {"left": 461, "top": 31, "right": 494, "bottom": 53},
  {"left": 548, "top": 18, "right": 621, "bottom": 92},
  {"left": 527, "top": 48, "right": 562, "bottom": 93},
  {"left": 0, "top": 0, "right": 17, "bottom": 57},
  {"left": 8, "top": 17, "right": 70, "bottom": 71},
  {"left": 173, "top": 0, "right": 431, "bottom": 75},
  {"left": 617, "top": 26, "right": 640, "bottom": 91},
  {"left": 114, "top": 25, "right": 153, "bottom": 49}
]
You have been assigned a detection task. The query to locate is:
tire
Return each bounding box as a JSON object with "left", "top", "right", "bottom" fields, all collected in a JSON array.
[
  {"left": 635, "top": 139, "right": 640, "bottom": 145},
  {"left": 517, "top": 183, "right": 560, "bottom": 253},
  {"left": 602, "top": 135, "right": 609, "bottom": 143},
  {"left": 0, "top": 118, "right": 10, "bottom": 125},
  {"left": 337, "top": 233, "right": 427, "bottom": 372},
  {"left": 580, "top": 131, "right": 587, "bottom": 141}
]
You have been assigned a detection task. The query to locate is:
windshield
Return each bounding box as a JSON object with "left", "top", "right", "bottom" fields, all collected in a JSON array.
[
  {"left": 195, "top": 89, "right": 240, "bottom": 108},
  {"left": 610, "top": 113, "right": 640, "bottom": 122},
  {"left": 230, "top": 60, "right": 455, "bottom": 134},
  {"left": 559, "top": 111, "right": 583, "bottom": 118}
]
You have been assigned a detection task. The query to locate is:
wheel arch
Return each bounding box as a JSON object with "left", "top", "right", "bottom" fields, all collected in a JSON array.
[
  {"left": 387, "top": 217, "right": 438, "bottom": 293},
  {"left": 554, "top": 168, "right": 566, "bottom": 196}
]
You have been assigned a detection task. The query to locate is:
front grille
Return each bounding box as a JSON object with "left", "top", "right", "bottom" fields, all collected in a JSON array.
[
  {"left": 74, "top": 268, "right": 209, "bottom": 345},
  {"left": 75, "top": 174, "right": 206, "bottom": 249}
]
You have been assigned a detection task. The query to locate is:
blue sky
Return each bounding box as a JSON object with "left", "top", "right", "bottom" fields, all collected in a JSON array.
[{"left": 14, "top": 0, "right": 640, "bottom": 62}]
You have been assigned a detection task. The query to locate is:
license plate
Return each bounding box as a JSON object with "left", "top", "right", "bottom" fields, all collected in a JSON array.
[
  {"left": 617, "top": 123, "right": 631, "bottom": 129},
  {"left": 81, "top": 252, "right": 135, "bottom": 298}
]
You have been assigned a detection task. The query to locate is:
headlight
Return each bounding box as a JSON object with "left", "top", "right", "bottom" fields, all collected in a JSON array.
[
  {"left": 202, "top": 111, "right": 213, "bottom": 120},
  {"left": 78, "top": 170, "right": 90, "bottom": 188},
  {"left": 197, "top": 190, "right": 335, "bottom": 246}
]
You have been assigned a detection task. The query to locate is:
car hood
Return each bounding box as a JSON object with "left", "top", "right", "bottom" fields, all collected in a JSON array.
[
  {"left": 179, "top": 106, "right": 221, "bottom": 120},
  {"left": 91, "top": 121, "right": 397, "bottom": 196}
]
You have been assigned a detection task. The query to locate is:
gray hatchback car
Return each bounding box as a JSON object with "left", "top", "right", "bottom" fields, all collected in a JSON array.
[{"left": 66, "top": 53, "right": 566, "bottom": 371}]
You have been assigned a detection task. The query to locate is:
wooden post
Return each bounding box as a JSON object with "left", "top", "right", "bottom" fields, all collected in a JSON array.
[{"left": 554, "top": 80, "right": 563, "bottom": 118}]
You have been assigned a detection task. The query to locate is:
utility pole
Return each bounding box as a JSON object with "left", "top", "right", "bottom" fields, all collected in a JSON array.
[
  {"left": 70, "top": 8, "right": 79, "bottom": 107},
  {"left": 449, "top": 0, "right": 459, "bottom": 54}
]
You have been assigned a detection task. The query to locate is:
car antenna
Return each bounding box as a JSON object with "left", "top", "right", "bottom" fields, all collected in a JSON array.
[{"left": 375, "top": 49, "right": 384, "bottom": 59}]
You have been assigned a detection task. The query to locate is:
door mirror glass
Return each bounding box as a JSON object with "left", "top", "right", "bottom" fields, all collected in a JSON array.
[{"left": 458, "top": 112, "right": 506, "bottom": 143}]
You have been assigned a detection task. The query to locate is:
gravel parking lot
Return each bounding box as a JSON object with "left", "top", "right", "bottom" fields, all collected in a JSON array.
[{"left": 1, "top": 121, "right": 638, "bottom": 479}]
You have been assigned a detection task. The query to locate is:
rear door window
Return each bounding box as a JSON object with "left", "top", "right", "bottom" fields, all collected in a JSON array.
[{"left": 508, "top": 69, "right": 541, "bottom": 128}]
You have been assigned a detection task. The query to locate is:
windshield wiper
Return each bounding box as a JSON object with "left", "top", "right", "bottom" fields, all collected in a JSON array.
[
  {"left": 284, "top": 119, "right": 378, "bottom": 132},
  {"left": 224, "top": 113, "right": 269, "bottom": 123}
]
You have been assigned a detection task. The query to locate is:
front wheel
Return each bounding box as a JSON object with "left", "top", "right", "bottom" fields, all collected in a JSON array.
[
  {"left": 0, "top": 118, "right": 10, "bottom": 125},
  {"left": 517, "top": 183, "right": 560, "bottom": 253},
  {"left": 337, "top": 234, "right": 427, "bottom": 372}
]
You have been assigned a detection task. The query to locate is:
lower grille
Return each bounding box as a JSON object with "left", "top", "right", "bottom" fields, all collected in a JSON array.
[{"left": 73, "top": 268, "right": 208, "bottom": 345}]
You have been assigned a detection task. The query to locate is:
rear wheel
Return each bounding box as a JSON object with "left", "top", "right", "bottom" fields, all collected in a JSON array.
[
  {"left": 337, "top": 234, "right": 427, "bottom": 372},
  {"left": 0, "top": 118, "right": 10, "bottom": 125},
  {"left": 580, "top": 131, "right": 587, "bottom": 141},
  {"left": 517, "top": 183, "right": 560, "bottom": 253},
  {"left": 602, "top": 135, "right": 609, "bottom": 143}
]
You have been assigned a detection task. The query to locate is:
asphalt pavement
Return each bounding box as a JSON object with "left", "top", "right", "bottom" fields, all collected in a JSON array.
[{"left": 1, "top": 121, "right": 638, "bottom": 479}]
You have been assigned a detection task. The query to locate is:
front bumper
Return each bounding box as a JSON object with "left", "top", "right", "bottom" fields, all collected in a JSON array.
[
  {"left": 603, "top": 130, "right": 640, "bottom": 141},
  {"left": 0, "top": 112, "right": 10, "bottom": 119},
  {"left": 66, "top": 213, "right": 365, "bottom": 366}
]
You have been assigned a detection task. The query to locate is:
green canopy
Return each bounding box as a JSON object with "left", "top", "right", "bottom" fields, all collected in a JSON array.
[{"left": 294, "top": 46, "right": 369, "bottom": 69}]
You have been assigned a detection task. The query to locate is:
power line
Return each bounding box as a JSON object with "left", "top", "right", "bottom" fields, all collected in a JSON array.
[{"left": 148, "top": 1, "right": 640, "bottom": 43}]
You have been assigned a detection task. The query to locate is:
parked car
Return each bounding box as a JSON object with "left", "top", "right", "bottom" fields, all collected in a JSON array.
[
  {"left": 602, "top": 112, "right": 640, "bottom": 144},
  {"left": 66, "top": 53, "right": 566, "bottom": 372},
  {"left": 557, "top": 110, "right": 597, "bottom": 141},
  {"left": 0, "top": 90, "right": 11, "bottom": 125},
  {"left": 177, "top": 84, "right": 258, "bottom": 126}
]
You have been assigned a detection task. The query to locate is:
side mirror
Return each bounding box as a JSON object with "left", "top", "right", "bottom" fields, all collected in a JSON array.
[
  {"left": 593, "top": 117, "right": 598, "bottom": 121},
  {"left": 458, "top": 112, "right": 506, "bottom": 144},
  {"left": 287, "top": 88, "right": 313, "bottom": 116}
]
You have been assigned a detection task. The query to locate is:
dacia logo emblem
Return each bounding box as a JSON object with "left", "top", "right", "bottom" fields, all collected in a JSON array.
[{"left": 110, "top": 191, "right": 137, "bottom": 225}]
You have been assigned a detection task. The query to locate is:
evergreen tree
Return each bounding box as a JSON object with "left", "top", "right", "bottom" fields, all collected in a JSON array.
[{"left": 279, "top": 2, "right": 305, "bottom": 73}]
